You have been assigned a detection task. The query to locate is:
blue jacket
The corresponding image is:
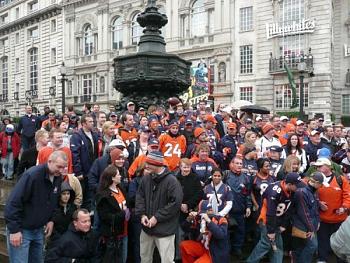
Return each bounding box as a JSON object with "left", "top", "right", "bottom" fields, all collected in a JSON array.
[
  {"left": 4, "top": 164, "right": 62, "bottom": 233},
  {"left": 304, "top": 140, "right": 323, "bottom": 163},
  {"left": 70, "top": 128, "right": 99, "bottom": 177},
  {"left": 87, "top": 154, "right": 110, "bottom": 193},
  {"left": 292, "top": 184, "right": 320, "bottom": 233},
  {"left": 207, "top": 218, "right": 230, "bottom": 263},
  {"left": 225, "top": 171, "right": 252, "bottom": 214},
  {"left": 17, "top": 114, "right": 40, "bottom": 137},
  {"left": 219, "top": 134, "right": 238, "bottom": 160}
]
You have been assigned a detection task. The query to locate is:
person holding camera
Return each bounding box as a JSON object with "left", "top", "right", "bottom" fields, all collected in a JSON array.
[{"left": 180, "top": 199, "right": 230, "bottom": 263}]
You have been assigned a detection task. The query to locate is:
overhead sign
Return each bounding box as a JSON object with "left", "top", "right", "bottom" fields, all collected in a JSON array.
[{"left": 266, "top": 18, "right": 316, "bottom": 39}]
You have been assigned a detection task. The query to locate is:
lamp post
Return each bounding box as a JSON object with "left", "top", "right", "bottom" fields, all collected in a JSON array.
[
  {"left": 297, "top": 57, "right": 307, "bottom": 121},
  {"left": 60, "top": 62, "right": 67, "bottom": 114}
]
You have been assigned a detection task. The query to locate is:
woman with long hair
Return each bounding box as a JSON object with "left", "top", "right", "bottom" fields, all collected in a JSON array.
[
  {"left": 277, "top": 155, "right": 301, "bottom": 181},
  {"left": 282, "top": 133, "right": 307, "bottom": 174},
  {"left": 96, "top": 165, "right": 130, "bottom": 263},
  {"left": 237, "top": 131, "right": 258, "bottom": 156}
]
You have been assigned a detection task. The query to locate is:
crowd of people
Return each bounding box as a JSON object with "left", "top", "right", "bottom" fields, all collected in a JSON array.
[{"left": 2, "top": 99, "right": 350, "bottom": 263}]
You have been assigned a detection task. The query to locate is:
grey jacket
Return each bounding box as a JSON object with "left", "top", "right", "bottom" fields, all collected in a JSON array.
[
  {"left": 135, "top": 169, "right": 183, "bottom": 237},
  {"left": 330, "top": 216, "right": 350, "bottom": 262}
]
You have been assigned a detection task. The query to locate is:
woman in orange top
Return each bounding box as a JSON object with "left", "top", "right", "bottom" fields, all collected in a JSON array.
[{"left": 96, "top": 165, "right": 130, "bottom": 263}]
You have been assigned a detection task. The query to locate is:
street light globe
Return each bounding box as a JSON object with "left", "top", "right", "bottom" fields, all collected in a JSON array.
[
  {"left": 298, "top": 61, "right": 307, "bottom": 72},
  {"left": 60, "top": 62, "right": 66, "bottom": 76}
]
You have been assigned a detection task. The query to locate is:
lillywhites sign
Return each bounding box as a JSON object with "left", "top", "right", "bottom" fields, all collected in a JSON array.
[{"left": 266, "top": 19, "right": 316, "bottom": 39}]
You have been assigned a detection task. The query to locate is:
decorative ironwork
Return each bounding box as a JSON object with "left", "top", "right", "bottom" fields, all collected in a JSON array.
[{"left": 269, "top": 48, "right": 313, "bottom": 74}]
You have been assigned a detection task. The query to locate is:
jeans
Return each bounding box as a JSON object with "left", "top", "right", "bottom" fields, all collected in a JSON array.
[
  {"left": 246, "top": 224, "right": 284, "bottom": 263},
  {"left": 230, "top": 212, "right": 245, "bottom": 253},
  {"left": 292, "top": 234, "right": 318, "bottom": 263},
  {"left": 21, "top": 135, "right": 35, "bottom": 151},
  {"left": 121, "top": 236, "right": 128, "bottom": 263},
  {"left": 7, "top": 227, "right": 44, "bottom": 263},
  {"left": 140, "top": 230, "right": 175, "bottom": 263},
  {"left": 1, "top": 152, "right": 14, "bottom": 179}
]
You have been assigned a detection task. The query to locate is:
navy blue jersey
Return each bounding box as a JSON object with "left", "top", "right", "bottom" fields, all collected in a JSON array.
[{"left": 252, "top": 174, "right": 275, "bottom": 209}]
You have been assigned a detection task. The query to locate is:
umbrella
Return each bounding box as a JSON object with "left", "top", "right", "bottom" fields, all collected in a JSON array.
[
  {"left": 231, "top": 100, "right": 253, "bottom": 110},
  {"left": 240, "top": 105, "right": 270, "bottom": 114}
]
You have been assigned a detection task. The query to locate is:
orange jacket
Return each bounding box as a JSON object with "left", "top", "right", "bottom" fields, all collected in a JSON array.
[
  {"left": 37, "top": 146, "right": 73, "bottom": 173},
  {"left": 318, "top": 175, "right": 350, "bottom": 223}
]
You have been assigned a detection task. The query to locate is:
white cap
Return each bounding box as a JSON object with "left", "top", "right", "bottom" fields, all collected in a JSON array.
[
  {"left": 109, "top": 138, "right": 126, "bottom": 148},
  {"left": 296, "top": 120, "right": 304, "bottom": 126},
  {"left": 280, "top": 116, "right": 289, "bottom": 121}
]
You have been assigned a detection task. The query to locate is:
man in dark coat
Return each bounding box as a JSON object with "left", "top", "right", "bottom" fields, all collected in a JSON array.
[
  {"left": 45, "top": 208, "right": 98, "bottom": 263},
  {"left": 135, "top": 151, "right": 183, "bottom": 263}
]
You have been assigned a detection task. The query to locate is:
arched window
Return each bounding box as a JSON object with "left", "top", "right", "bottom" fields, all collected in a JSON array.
[
  {"left": 191, "top": 0, "right": 207, "bottom": 37},
  {"left": 1, "top": 56, "right": 8, "bottom": 101},
  {"left": 131, "top": 12, "right": 142, "bottom": 45},
  {"left": 84, "top": 24, "right": 94, "bottom": 55},
  {"left": 29, "top": 48, "right": 38, "bottom": 92},
  {"left": 112, "top": 17, "right": 123, "bottom": 49}
]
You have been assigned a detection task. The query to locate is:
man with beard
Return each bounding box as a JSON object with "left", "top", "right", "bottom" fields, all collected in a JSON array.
[
  {"left": 159, "top": 120, "right": 187, "bottom": 171},
  {"left": 180, "top": 119, "right": 195, "bottom": 145}
]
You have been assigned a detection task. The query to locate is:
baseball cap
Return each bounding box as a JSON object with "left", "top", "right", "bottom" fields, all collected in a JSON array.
[
  {"left": 185, "top": 119, "right": 194, "bottom": 125},
  {"left": 313, "top": 157, "right": 332, "bottom": 167},
  {"left": 148, "top": 138, "right": 159, "bottom": 145},
  {"left": 138, "top": 107, "right": 145, "bottom": 111},
  {"left": 317, "top": 148, "right": 331, "bottom": 159},
  {"left": 205, "top": 115, "right": 217, "bottom": 124},
  {"left": 194, "top": 127, "right": 206, "bottom": 138},
  {"left": 138, "top": 126, "right": 151, "bottom": 133},
  {"left": 285, "top": 172, "right": 303, "bottom": 186},
  {"left": 127, "top": 101, "right": 135, "bottom": 107},
  {"left": 110, "top": 112, "right": 117, "bottom": 117},
  {"left": 280, "top": 116, "right": 289, "bottom": 121},
  {"left": 245, "top": 118, "right": 253, "bottom": 124},
  {"left": 269, "top": 145, "right": 283, "bottom": 153},
  {"left": 256, "top": 116, "right": 263, "bottom": 122},
  {"left": 227, "top": 122, "right": 237, "bottom": 129},
  {"left": 5, "top": 124, "right": 14, "bottom": 133},
  {"left": 109, "top": 139, "right": 126, "bottom": 148},
  {"left": 310, "top": 130, "right": 320, "bottom": 136},
  {"left": 309, "top": 171, "right": 325, "bottom": 184},
  {"left": 296, "top": 120, "right": 304, "bottom": 126},
  {"left": 318, "top": 118, "right": 324, "bottom": 122}
]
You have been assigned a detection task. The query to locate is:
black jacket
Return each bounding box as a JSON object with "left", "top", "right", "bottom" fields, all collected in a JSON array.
[
  {"left": 16, "top": 147, "right": 38, "bottom": 178},
  {"left": 96, "top": 188, "right": 127, "bottom": 237},
  {"left": 135, "top": 169, "right": 183, "bottom": 237},
  {"left": 176, "top": 172, "right": 202, "bottom": 221},
  {"left": 45, "top": 224, "right": 98, "bottom": 263}
]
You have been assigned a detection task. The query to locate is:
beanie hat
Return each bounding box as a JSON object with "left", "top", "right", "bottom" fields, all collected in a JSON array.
[
  {"left": 145, "top": 151, "right": 164, "bottom": 166},
  {"left": 110, "top": 148, "right": 124, "bottom": 163},
  {"left": 194, "top": 127, "right": 206, "bottom": 138},
  {"left": 262, "top": 123, "right": 274, "bottom": 135},
  {"left": 205, "top": 115, "right": 217, "bottom": 124},
  {"left": 5, "top": 124, "right": 14, "bottom": 133}
]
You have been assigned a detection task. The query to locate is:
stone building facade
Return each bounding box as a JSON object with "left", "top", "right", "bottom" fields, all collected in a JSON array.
[
  {"left": 1, "top": 0, "right": 350, "bottom": 119},
  {"left": 0, "top": 0, "right": 64, "bottom": 116}
]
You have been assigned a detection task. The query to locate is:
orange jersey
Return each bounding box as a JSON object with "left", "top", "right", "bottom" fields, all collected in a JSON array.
[
  {"left": 119, "top": 127, "right": 138, "bottom": 146},
  {"left": 159, "top": 133, "right": 186, "bottom": 171},
  {"left": 318, "top": 175, "right": 350, "bottom": 223},
  {"left": 37, "top": 146, "right": 73, "bottom": 173}
]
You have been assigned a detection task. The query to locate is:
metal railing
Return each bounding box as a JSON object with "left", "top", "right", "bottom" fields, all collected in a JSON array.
[{"left": 269, "top": 48, "right": 314, "bottom": 73}]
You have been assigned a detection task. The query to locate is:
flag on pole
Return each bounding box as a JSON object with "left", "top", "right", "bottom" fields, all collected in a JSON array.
[{"left": 284, "top": 62, "right": 298, "bottom": 108}]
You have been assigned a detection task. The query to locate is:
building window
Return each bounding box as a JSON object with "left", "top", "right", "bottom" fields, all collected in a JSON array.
[
  {"left": 51, "top": 76, "right": 56, "bottom": 89},
  {"left": 2, "top": 57, "right": 8, "bottom": 100},
  {"left": 208, "top": 9, "right": 214, "bottom": 34},
  {"left": 342, "top": 95, "right": 350, "bottom": 114},
  {"left": 1, "top": 38, "right": 8, "bottom": 48},
  {"left": 191, "top": 0, "right": 207, "bottom": 37},
  {"left": 180, "top": 15, "right": 188, "bottom": 38},
  {"left": 84, "top": 25, "right": 93, "bottom": 55},
  {"left": 51, "top": 48, "right": 56, "bottom": 64},
  {"left": 15, "top": 7, "right": 19, "bottom": 19},
  {"left": 28, "top": 27, "right": 39, "bottom": 39},
  {"left": 240, "top": 45, "right": 253, "bottom": 74},
  {"left": 15, "top": 33, "right": 19, "bottom": 44},
  {"left": 240, "top": 7, "right": 253, "bottom": 32},
  {"left": 0, "top": 13, "right": 8, "bottom": 24},
  {"left": 112, "top": 17, "right": 123, "bottom": 49},
  {"left": 240, "top": 87, "right": 253, "bottom": 102},
  {"left": 275, "top": 83, "right": 308, "bottom": 109},
  {"left": 15, "top": 58, "right": 19, "bottom": 72},
  {"left": 29, "top": 48, "right": 38, "bottom": 92},
  {"left": 67, "top": 80, "right": 72, "bottom": 95},
  {"left": 82, "top": 74, "right": 92, "bottom": 96},
  {"left": 131, "top": 13, "right": 142, "bottom": 45},
  {"left": 279, "top": 0, "right": 305, "bottom": 57},
  {"left": 51, "top": 19, "right": 57, "bottom": 32},
  {"left": 100, "top": 76, "right": 105, "bottom": 93},
  {"left": 28, "top": 0, "right": 38, "bottom": 13}
]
